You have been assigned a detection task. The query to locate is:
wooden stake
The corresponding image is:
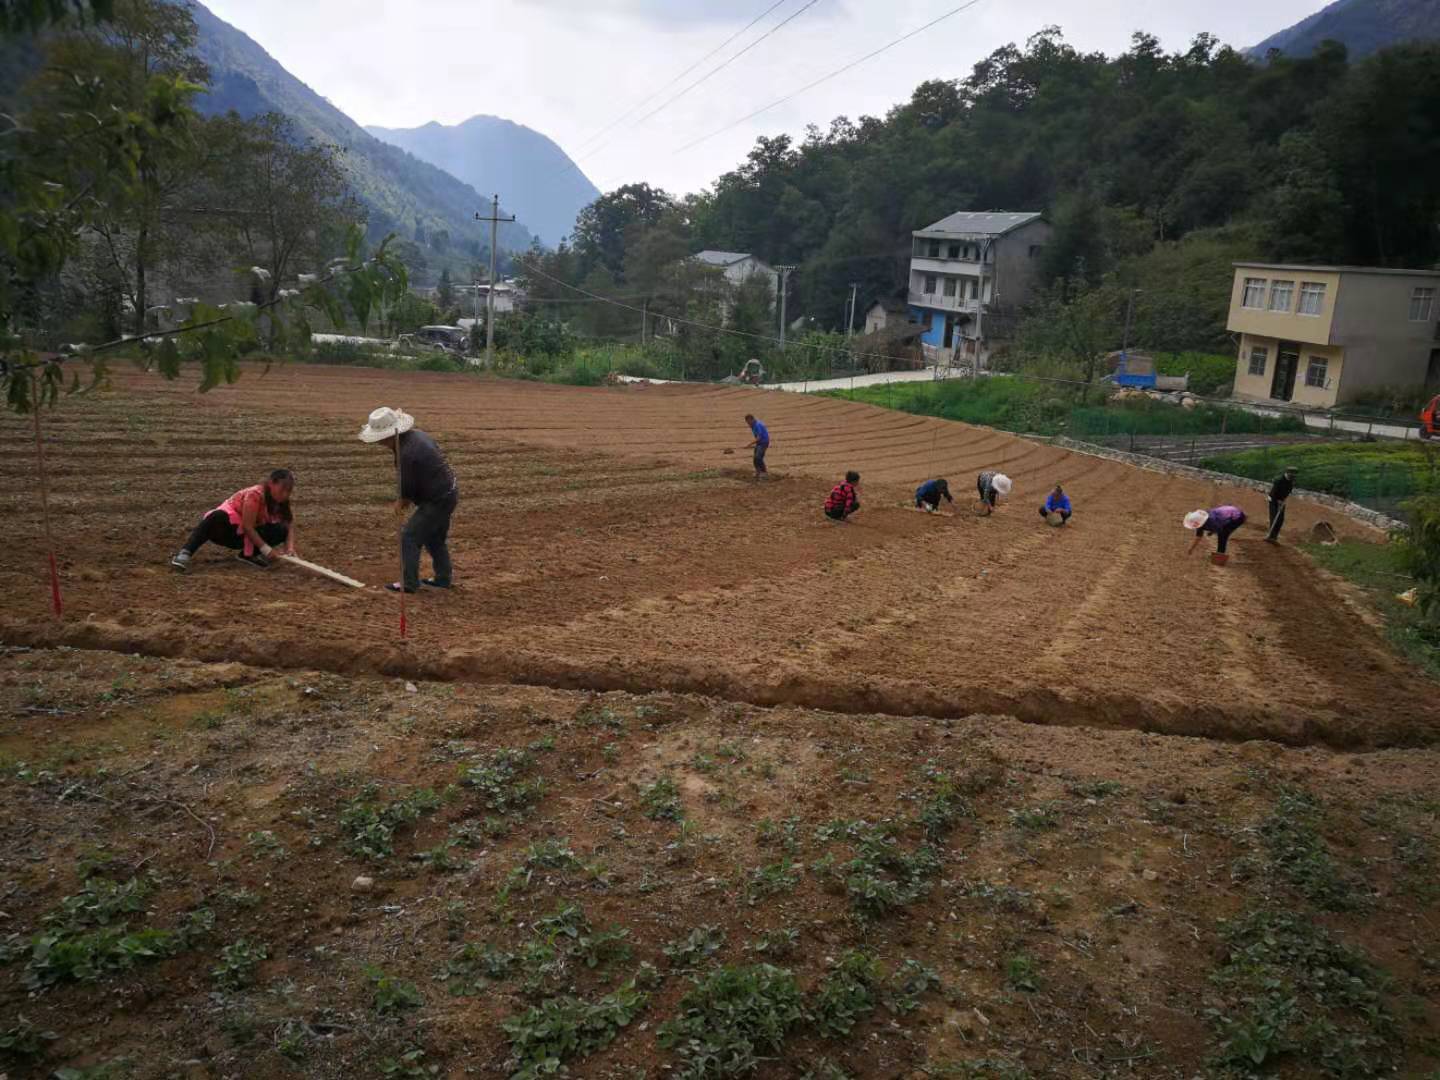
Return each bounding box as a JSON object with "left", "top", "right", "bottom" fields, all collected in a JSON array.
[
  {"left": 394, "top": 435, "right": 407, "bottom": 638},
  {"left": 277, "top": 554, "right": 366, "bottom": 589}
]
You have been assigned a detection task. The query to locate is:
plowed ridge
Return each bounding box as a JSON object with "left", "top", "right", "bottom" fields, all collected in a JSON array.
[{"left": 1, "top": 364, "right": 1433, "bottom": 749}]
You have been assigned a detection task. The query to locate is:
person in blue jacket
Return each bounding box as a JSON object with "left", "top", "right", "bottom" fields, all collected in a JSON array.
[
  {"left": 915, "top": 478, "right": 953, "bottom": 513},
  {"left": 1038, "top": 483, "right": 1072, "bottom": 525},
  {"left": 744, "top": 414, "right": 769, "bottom": 480}
]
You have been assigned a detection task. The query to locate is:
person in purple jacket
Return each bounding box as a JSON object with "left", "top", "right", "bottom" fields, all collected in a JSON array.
[{"left": 1186, "top": 505, "right": 1247, "bottom": 556}]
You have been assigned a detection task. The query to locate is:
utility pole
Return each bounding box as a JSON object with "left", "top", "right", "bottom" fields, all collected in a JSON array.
[
  {"left": 641, "top": 298, "right": 648, "bottom": 345},
  {"left": 775, "top": 265, "right": 796, "bottom": 347},
  {"left": 475, "top": 194, "right": 516, "bottom": 369},
  {"left": 846, "top": 282, "right": 859, "bottom": 337},
  {"left": 972, "top": 239, "right": 992, "bottom": 379}
]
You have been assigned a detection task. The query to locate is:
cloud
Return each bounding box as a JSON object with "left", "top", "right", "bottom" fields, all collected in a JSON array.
[{"left": 514, "top": 0, "right": 843, "bottom": 28}]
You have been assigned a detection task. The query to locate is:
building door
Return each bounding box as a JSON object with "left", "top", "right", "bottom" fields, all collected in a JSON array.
[
  {"left": 1271, "top": 343, "right": 1299, "bottom": 402},
  {"left": 942, "top": 315, "right": 956, "bottom": 349}
]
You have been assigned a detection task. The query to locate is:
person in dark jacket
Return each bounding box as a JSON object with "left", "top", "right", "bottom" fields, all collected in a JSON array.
[
  {"left": 359, "top": 407, "right": 459, "bottom": 593},
  {"left": 915, "top": 478, "right": 953, "bottom": 512},
  {"left": 1038, "top": 484, "right": 1072, "bottom": 525},
  {"left": 1265, "top": 468, "right": 1297, "bottom": 543},
  {"left": 825, "top": 471, "right": 861, "bottom": 522},
  {"left": 1187, "top": 505, "right": 1247, "bottom": 555}
]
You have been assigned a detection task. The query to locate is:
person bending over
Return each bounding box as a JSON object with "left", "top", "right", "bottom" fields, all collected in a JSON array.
[
  {"left": 171, "top": 469, "right": 295, "bottom": 572},
  {"left": 1186, "top": 505, "right": 1247, "bottom": 556},
  {"left": 825, "top": 471, "right": 861, "bottom": 522},
  {"left": 915, "top": 478, "right": 953, "bottom": 513},
  {"left": 976, "top": 470, "right": 1012, "bottom": 511}
]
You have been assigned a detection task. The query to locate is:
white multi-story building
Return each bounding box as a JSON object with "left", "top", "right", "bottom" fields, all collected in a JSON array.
[{"left": 906, "top": 211, "right": 1051, "bottom": 366}]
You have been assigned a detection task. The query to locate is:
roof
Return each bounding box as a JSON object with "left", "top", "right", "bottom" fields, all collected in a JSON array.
[
  {"left": 1233, "top": 261, "right": 1440, "bottom": 278},
  {"left": 914, "top": 211, "right": 1045, "bottom": 239},
  {"left": 693, "top": 250, "right": 756, "bottom": 267}
]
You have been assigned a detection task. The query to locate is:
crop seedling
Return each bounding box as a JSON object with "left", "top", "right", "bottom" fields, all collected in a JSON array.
[
  {"left": 378, "top": 1047, "right": 441, "bottom": 1078},
  {"left": 0, "top": 1018, "right": 57, "bottom": 1059},
  {"left": 444, "top": 942, "right": 515, "bottom": 996},
  {"left": 503, "top": 979, "right": 648, "bottom": 1079},
  {"left": 656, "top": 964, "right": 805, "bottom": 1078},
  {"left": 212, "top": 938, "right": 268, "bottom": 990},
  {"left": 748, "top": 927, "right": 799, "bottom": 958},
  {"left": 1207, "top": 906, "right": 1398, "bottom": 1074},
  {"left": 340, "top": 786, "right": 441, "bottom": 862},
  {"left": 460, "top": 748, "right": 545, "bottom": 814},
  {"left": 1259, "top": 788, "right": 1366, "bottom": 910},
  {"left": 755, "top": 816, "right": 801, "bottom": 854},
  {"left": 1004, "top": 952, "right": 1040, "bottom": 992},
  {"left": 1069, "top": 779, "right": 1125, "bottom": 799},
  {"left": 743, "top": 858, "right": 801, "bottom": 905},
  {"left": 496, "top": 839, "right": 589, "bottom": 904},
  {"left": 640, "top": 777, "right": 683, "bottom": 821},
  {"left": 1007, "top": 804, "right": 1061, "bottom": 831},
  {"left": 826, "top": 823, "right": 942, "bottom": 919},
  {"left": 811, "top": 950, "right": 883, "bottom": 1037},
  {"left": 414, "top": 839, "right": 462, "bottom": 872},
  {"left": 532, "top": 904, "right": 633, "bottom": 971},
  {"left": 366, "top": 966, "right": 425, "bottom": 1015},
  {"left": 663, "top": 925, "right": 725, "bottom": 969},
  {"left": 246, "top": 830, "right": 287, "bottom": 859}
]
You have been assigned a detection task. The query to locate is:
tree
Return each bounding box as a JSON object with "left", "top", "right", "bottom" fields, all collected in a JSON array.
[
  {"left": 435, "top": 267, "right": 455, "bottom": 310},
  {"left": 571, "top": 182, "right": 674, "bottom": 280},
  {"left": 0, "top": 0, "right": 111, "bottom": 35},
  {"left": 201, "top": 112, "right": 359, "bottom": 316}
]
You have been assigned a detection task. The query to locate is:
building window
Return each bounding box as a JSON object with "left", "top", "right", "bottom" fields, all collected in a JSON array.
[
  {"left": 924, "top": 274, "right": 937, "bottom": 294},
  {"left": 1298, "top": 282, "right": 1326, "bottom": 316},
  {"left": 1412, "top": 286, "right": 1436, "bottom": 322},
  {"left": 947, "top": 243, "right": 960, "bottom": 259},
  {"left": 943, "top": 277, "right": 957, "bottom": 298},
  {"left": 1305, "top": 356, "right": 1328, "bottom": 389},
  {"left": 1242, "top": 277, "right": 1266, "bottom": 309},
  {"left": 927, "top": 240, "right": 939, "bottom": 258},
  {"left": 1247, "top": 346, "right": 1268, "bottom": 376},
  {"left": 1268, "top": 280, "right": 1295, "bottom": 312}
]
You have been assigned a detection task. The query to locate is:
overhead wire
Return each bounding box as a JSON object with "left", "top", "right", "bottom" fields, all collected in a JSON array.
[{"left": 676, "top": 0, "right": 988, "bottom": 153}]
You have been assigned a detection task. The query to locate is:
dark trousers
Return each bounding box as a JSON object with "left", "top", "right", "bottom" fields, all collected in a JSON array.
[
  {"left": 184, "top": 509, "right": 288, "bottom": 555},
  {"left": 825, "top": 504, "right": 856, "bottom": 522},
  {"left": 1039, "top": 506, "right": 1071, "bottom": 523},
  {"left": 1267, "top": 498, "right": 1286, "bottom": 540},
  {"left": 977, "top": 480, "right": 996, "bottom": 508},
  {"left": 1215, "top": 523, "right": 1241, "bottom": 554},
  {"left": 917, "top": 495, "right": 940, "bottom": 510},
  {"left": 754, "top": 444, "right": 768, "bottom": 474},
  {"left": 403, "top": 491, "right": 457, "bottom": 590}
]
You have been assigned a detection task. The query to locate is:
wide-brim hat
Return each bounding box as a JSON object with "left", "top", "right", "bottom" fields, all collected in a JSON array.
[
  {"left": 1184, "top": 510, "right": 1209, "bottom": 530},
  {"left": 992, "top": 473, "right": 1013, "bottom": 496},
  {"left": 358, "top": 406, "right": 415, "bottom": 443}
]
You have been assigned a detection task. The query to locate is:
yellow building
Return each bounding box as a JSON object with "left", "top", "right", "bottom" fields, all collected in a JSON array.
[{"left": 1226, "top": 262, "right": 1440, "bottom": 408}]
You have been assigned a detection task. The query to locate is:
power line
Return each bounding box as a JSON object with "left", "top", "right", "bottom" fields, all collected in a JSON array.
[
  {"left": 676, "top": 0, "right": 987, "bottom": 153},
  {"left": 569, "top": 0, "right": 792, "bottom": 157}
]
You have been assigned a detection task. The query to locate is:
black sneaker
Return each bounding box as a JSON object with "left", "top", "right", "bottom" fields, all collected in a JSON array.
[
  {"left": 420, "top": 578, "right": 451, "bottom": 589},
  {"left": 237, "top": 551, "right": 271, "bottom": 570}
]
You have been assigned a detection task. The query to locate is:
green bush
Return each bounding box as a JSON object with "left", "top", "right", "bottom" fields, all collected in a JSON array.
[
  {"left": 1154, "top": 351, "right": 1236, "bottom": 395},
  {"left": 1201, "top": 441, "right": 1440, "bottom": 503}
]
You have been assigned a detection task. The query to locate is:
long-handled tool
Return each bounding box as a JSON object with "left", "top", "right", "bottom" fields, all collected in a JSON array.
[{"left": 277, "top": 554, "right": 366, "bottom": 589}]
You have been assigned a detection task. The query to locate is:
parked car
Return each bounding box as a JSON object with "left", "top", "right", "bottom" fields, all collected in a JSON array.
[{"left": 401, "top": 325, "right": 469, "bottom": 354}]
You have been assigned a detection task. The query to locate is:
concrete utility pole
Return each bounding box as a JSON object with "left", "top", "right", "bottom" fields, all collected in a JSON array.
[
  {"left": 641, "top": 298, "right": 648, "bottom": 345},
  {"left": 775, "top": 265, "right": 796, "bottom": 347},
  {"left": 846, "top": 282, "right": 859, "bottom": 337},
  {"left": 475, "top": 194, "right": 516, "bottom": 369}
]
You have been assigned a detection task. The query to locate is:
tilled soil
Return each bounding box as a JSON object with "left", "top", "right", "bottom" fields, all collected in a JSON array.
[{"left": 0, "top": 364, "right": 1434, "bottom": 750}]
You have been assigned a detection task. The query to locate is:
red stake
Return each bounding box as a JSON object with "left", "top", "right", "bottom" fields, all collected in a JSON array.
[{"left": 31, "top": 376, "right": 62, "bottom": 620}]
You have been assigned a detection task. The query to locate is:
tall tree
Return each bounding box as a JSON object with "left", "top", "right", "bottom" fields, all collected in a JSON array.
[{"left": 571, "top": 182, "right": 673, "bottom": 280}]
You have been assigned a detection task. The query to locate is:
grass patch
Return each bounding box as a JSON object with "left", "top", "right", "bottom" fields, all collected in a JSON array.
[
  {"left": 1301, "top": 539, "right": 1440, "bottom": 682},
  {"left": 340, "top": 786, "right": 442, "bottom": 862},
  {"left": 1208, "top": 907, "right": 1398, "bottom": 1075},
  {"left": 1201, "top": 440, "right": 1440, "bottom": 504},
  {"left": 1259, "top": 788, "right": 1366, "bottom": 911}
]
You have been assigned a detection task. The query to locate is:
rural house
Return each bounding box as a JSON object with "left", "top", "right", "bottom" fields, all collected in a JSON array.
[
  {"left": 907, "top": 210, "right": 1051, "bottom": 368},
  {"left": 690, "top": 251, "right": 779, "bottom": 292},
  {"left": 1227, "top": 262, "right": 1440, "bottom": 408}
]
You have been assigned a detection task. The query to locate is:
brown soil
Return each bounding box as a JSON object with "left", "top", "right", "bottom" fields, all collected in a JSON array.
[{"left": 0, "top": 365, "right": 1432, "bottom": 750}]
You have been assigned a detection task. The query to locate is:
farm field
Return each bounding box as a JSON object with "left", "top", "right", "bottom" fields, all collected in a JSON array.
[{"left": 0, "top": 364, "right": 1438, "bottom": 1078}]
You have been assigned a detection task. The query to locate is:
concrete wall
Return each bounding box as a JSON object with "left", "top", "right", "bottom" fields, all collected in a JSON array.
[
  {"left": 992, "top": 219, "right": 1052, "bottom": 311},
  {"left": 1226, "top": 267, "right": 1339, "bottom": 344},
  {"left": 1330, "top": 272, "right": 1439, "bottom": 399}
]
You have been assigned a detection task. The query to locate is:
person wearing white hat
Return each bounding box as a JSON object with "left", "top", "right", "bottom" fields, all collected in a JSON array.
[
  {"left": 1186, "top": 504, "right": 1246, "bottom": 557},
  {"left": 359, "top": 407, "right": 458, "bottom": 593},
  {"left": 976, "top": 470, "right": 1012, "bottom": 512}
]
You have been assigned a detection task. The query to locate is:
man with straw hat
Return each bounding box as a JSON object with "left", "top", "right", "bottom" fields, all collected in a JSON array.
[{"left": 359, "top": 407, "right": 458, "bottom": 594}]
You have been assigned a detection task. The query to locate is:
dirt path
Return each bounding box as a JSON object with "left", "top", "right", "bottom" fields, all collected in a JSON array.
[{"left": 0, "top": 364, "right": 1433, "bottom": 749}]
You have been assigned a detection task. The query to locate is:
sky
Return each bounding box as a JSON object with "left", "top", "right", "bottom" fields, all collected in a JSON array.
[{"left": 203, "top": 0, "right": 1322, "bottom": 198}]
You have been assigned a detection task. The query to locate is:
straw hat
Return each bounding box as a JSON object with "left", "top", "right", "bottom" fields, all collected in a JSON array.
[
  {"left": 1184, "top": 510, "right": 1209, "bottom": 530},
  {"left": 358, "top": 406, "right": 415, "bottom": 443},
  {"left": 992, "top": 473, "right": 1013, "bottom": 496}
]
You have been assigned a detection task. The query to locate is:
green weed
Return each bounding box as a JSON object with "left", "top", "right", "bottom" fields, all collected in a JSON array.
[
  {"left": 366, "top": 966, "right": 424, "bottom": 1015},
  {"left": 663, "top": 925, "right": 725, "bottom": 969},
  {"left": 641, "top": 777, "right": 683, "bottom": 821},
  {"left": 656, "top": 964, "right": 805, "bottom": 1078},
  {"left": 340, "top": 786, "right": 441, "bottom": 862},
  {"left": 459, "top": 748, "right": 544, "bottom": 813},
  {"left": 1260, "top": 788, "right": 1366, "bottom": 911},
  {"left": 211, "top": 938, "right": 268, "bottom": 990},
  {"left": 811, "top": 951, "right": 883, "bottom": 1037},
  {"left": 743, "top": 859, "right": 801, "bottom": 905},
  {"left": 503, "top": 979, "right": 648, "bottom": 1080},
  {"left": 444, "top": 942, "right": 515, "bottom": 997}
]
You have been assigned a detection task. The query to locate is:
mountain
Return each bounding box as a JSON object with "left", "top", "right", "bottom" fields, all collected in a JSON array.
[
  {"left": 1249, "top": 0, "right": 1440, "bottom": 58},
  {"left": 186, "top": 2, "right": 533, "bottom": 276},
  {"left": 365, "top": 116, "right": 599, "bottom": 247}
]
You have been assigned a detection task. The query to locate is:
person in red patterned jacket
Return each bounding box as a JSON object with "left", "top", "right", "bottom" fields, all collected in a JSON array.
[{"left": 825, "top": 471, "right": 861, "bottom": 522}]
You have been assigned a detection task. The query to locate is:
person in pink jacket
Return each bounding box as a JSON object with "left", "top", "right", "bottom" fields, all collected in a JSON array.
[
  {"left": 1186, "top": 505, "right": 1246, "bottom": 556},
  {"left": 170, "top": 469, "right": 296, "bottom": 572}
]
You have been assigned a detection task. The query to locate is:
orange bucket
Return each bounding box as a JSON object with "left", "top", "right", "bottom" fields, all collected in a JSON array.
[{"left": 1211, "top": 552, "right": 1230, "bottom": 567}]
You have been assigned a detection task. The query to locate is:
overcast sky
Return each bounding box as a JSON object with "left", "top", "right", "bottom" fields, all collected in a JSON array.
[{"left": 203, "top": 0, "right": 1319, "bottom": 198}]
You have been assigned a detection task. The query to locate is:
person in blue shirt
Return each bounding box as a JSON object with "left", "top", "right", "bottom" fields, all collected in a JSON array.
[
  {"left": 744, "top": 414, "right": 769, "bottom": 480},
  {"left": 915, "top": 478, "right": 953, "bottom": 513},
  {"left": 1038, "top": 483, "right": 1072, "bottom": 525}
]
